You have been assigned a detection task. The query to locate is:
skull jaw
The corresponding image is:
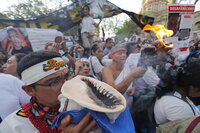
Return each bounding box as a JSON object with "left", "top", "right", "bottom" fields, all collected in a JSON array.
[{"left": 59, "top": 94, "right": 122, "bottom": 123}]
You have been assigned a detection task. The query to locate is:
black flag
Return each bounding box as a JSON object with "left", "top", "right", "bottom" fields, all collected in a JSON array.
[{"left": 121, "top": 9, "right": 154, "bottom": 29}]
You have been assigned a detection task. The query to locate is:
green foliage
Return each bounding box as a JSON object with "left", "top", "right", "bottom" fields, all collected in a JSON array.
[
  {"left": 0, "top": 13, "right": 9, "bottom": 19},
  {"left": 4, "top": 0, "right": 55, "bottom": 19},
  {"left": 115, "top": 19, "right": 141, "bottom": 39}
]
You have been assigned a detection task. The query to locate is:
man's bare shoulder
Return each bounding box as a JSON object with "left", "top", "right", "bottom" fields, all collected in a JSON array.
[{"left": 103, "top": 64, "right": 113, "bottom": 72}]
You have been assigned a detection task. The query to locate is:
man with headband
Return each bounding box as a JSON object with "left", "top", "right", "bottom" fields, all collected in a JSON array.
[
  {"left": 0, "top": 50, "right": 97, "bottom": 133},
  {"left": 102, "top": 47, "right": 145, "bottom": 108}
]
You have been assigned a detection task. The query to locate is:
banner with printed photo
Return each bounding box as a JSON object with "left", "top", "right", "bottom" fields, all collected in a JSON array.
[
  {"left": 166, "top": 4, "right": 195, "bottom": 54},
  {"left": 0, "top": 27, "right": 33, "bottom": 56},
  {"left": 0, "top": 0, "right": 154, "bottom": 31},
  {"left": 0, "top": 27, "right": 63, "bottom": 56}
]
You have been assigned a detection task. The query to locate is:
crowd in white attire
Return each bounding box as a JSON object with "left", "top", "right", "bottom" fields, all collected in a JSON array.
[
  {"left": 0, "top": 35, "right": 200, "bottom": 133},
  {"left": 0, "top": 73, "right": 30, "bottom": 120}
]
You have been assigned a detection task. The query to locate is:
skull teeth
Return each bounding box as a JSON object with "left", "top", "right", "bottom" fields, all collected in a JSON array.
[
  {"left": 106, "top": 93, "right": 111, "bottom": 97},
  {"left": 113, "top": 99, "right": 118, "bottom": 103},
  {"left": 106, "top": 105, "right": 113, "bottom": 108},
  {"left": 82, "top": 77, "right": 121, "bottom": 108},
  {"left": 103, "top": 91, "right": 107, "bottom": 95},
  {"left": 109, "top": 95, "right": 114, "bottom": 99},
  {"left": 102, "top": 89, "right": 107, "bottom": 95},
  {"left": 97, "top": 86, "right": 101, "bottom": 90},
  {"left": 99, "top": 88, "right": 104, "bottom": 93}
]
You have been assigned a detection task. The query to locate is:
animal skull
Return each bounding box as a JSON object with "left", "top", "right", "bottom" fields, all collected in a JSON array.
[{"left": 58, "top": 75, "right": 126, "bottom": 123}]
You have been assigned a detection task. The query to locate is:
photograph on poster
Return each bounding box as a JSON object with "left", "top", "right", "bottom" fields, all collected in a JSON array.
[
  {"left": 178, "top": 28, "right": 191, "bottom": 41},
  {"left": 1, "top": 27, "right": 33, "bottom": 55},
  {"left": 167, "top": 13, "right": 181, "bottom": 36}
]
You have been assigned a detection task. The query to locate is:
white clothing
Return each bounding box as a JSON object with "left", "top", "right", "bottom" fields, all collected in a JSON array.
[
  {"left": 81, "top": 16, "right": 95, "bottom": 48},
  {"left": 125, "top": 53, "right": 141, "bottom": 70},
  {"left": 89, "top": 56, "right": 104, "bottom": 80},
  {"left": 0, "top": 110, "right": 38, "bottom": 133},
  {"left": 113, "top": 53, "right": 141, "bottom": 108},
  {"left": 122, "top": 53, "right": 141, "bottom": 83},
  {"left": 142, "top": 66, "right": 160, "bottom": 87},
  {"left": 81, "top": 16, "right": 95, "bottom": 33},
  {"left": 154, "top": 91, "right": 200, "bottom": 125},
  {"left": 81, "top": 32, "right": 93, "bottom": 48},
  {"left": 114, "top": 53, "right": 160, "bottom": 108},
  {"left": 0, "top": 74, "right": 30, "bottom": 120},
  {"left": 134, "top": 66, "right": 160, "bottom": 97},
  {"left": 114, "top": 70, "right": 133, "bottom": 109},
  {"left": 102, "top": 55, "right": 112, "bottom": 66},
  {"left": 62, "top": 56, "right": 69, "bottom": 63},
  {"left": 59, "top": 50, "right": 70, "bottom": 63}
]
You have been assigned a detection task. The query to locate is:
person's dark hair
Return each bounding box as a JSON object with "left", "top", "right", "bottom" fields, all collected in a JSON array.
[
  {"left": 155, "top": 66, "right": 177, "bottom": 98},
  {"left": 90, "top": 44, "right": 103, "bottom": 65},
  {"left": 82, "top": 4, "right": 90, "bottom": 18},
  {"left": 105, "top": 38, "right": 113, "bottom": 43},
  {"left": 156, "top": 61, "right": 200, "bottom": 98},
  {"left": 125, "top": 42, "right": 140, "bottom": 56},
  {"left": 0, "top": 45, "right": 8, "bottom": 63},
  {"left": 13, "top": 53, "right": 26, "bottom": 63},
  {"left": 17, "top": 50, "right": 61, "bottom": 78},
  {"left": 137, "top": 38, "right": 141, "bottom": 42},
  {"left": 0, "top": 44, "right": 7, "bottom": 55},
  {"left": 176, "top": 61, "right": 200, "bottom": 88},
  {"left": 90, "top": 44, "right": 101, "bottom": 55},
  {"left": 83, "top": 5, "right": 90, "bottom": 12}
]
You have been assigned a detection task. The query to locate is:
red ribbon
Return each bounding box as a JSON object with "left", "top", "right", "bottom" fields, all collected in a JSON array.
[
  {"left": 179, "top": 47, "right": 188, "bottom": 51},
  {"left": 109, "top": 49, "right": 126, "bottom": 56}
]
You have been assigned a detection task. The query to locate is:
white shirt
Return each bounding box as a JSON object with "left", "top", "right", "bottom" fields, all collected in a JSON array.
[
  {"left": 62, "top": 56, "right": 69, "bottom": 63},
  {"left": 154, "top": 91, "right": 200, "bottom": 125},
  {"left": 114, "top": 53, "right": 141, "bottom": 108},
  {"left": 59, "top": 50, "right": 70, "bottom": 63},
  {"left": 0, "top": 74, "right": 30, "bottom": 120},
  {"left": 0, "top": 110, "right": 38, "bottom": 133},
  {"left": 89, "top": 56, "right": 104, "bottom": 80},
  {"left": 81, "top": 16, "right": 95, "bottom": 33},
  {"left": 102, "top": 55, "right": 112, "bottom": 66},
  {"left": 116, "top": 53, "right": 160, "bottom": 108}
]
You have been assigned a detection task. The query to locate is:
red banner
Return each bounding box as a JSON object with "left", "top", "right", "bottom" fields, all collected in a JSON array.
[{"left": 168, "top": 6, "right": 195, "bottom": 13}]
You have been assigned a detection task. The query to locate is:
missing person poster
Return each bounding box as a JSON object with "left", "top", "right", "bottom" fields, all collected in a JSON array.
[
  {"left": 166, "top": 4, "right": 195, "bottom": 54},
  {"left": 0, "top": 27, "right": 33, "bottom": 56},
  {"left": 0, "top": 27, "right": 63, "bottom": 56}
]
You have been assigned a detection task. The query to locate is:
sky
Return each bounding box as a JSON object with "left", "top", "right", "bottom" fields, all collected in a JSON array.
[
  {"left": 1, "top": 0, "right": 199, "bottom": 13},
  {"left": 0, "top": 0, "right": 143, "bottom": 13},
  {"left": 0, "top": 0, "right": 143, "bottom": 37},
  {"left": 108, "top": 0, "right": 142, "bottom": 13}
]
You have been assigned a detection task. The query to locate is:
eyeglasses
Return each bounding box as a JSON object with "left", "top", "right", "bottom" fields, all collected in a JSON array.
[{"left": 33, "top": 73, "right": 69, "bottom": 88}]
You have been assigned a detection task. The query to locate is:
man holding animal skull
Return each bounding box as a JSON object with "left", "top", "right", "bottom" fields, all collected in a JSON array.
[{"left": 0, "top": 50, "right": 97, "bottom": 133}]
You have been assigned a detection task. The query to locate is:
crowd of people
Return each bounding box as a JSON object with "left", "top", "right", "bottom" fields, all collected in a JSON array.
[{"left": 0, "top": 5, "right": 200, "bottom": 133}]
